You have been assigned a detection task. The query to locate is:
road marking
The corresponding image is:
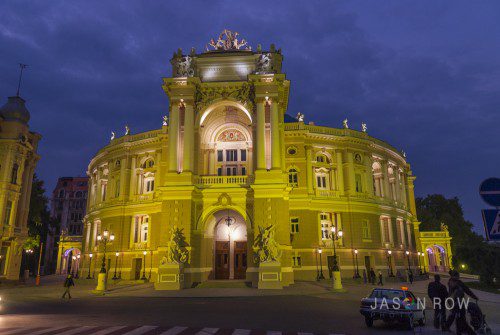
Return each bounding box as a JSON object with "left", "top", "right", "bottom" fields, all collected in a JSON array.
[
  {"left": 297, "top": 333, "right": 314, "bottom": 335},
  {"left": 232, "top": 330, "right": 251, "bottom": 335},
  {"left": 56, "top": 327, "right": 99, "bottom": 335},
  {"left": 196, "top": 328, "right": 219, "bottom": 335},
  {"left": 88, "top": 326, "right": 129, "bottom": 335},
  {"left": 122, "top": 326, "right": 159, "bottom": 335},
  {"left": 266, "top": 332, "right": 282, "bottom": 335},
  {"left": 26, "top": 327, "right": 69, "bottom": 335},
  {"left": 158, "top": 326, "right": 188, "bottom": 335},
  {"left": 0, "top": 329, "right": 43, "bottom": 335}
]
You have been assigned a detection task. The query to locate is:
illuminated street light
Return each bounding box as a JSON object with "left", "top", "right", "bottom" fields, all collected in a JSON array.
[
  {"left": 141, "top": 250, "right": 147, "bottom": 281},
  {"left": 387, "top": 250, "right": 394, "bottom": 277},
  {"left": 328, "top": 226, "right": 344, "bottom": 290},
  {"left": 87, "top": 253, "right": 93, "bottom": 279},
  {"left": 94, "top": 229, "right": 115, "bottom": 293},
  {"left": 317, "top": 248, "right": 325, "bottom": 280}
]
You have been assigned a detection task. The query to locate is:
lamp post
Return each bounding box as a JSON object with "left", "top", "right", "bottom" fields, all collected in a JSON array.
[
  {"left": 87, "top": 253, "right": 93, "bottom": 279},
  {"left": 405, "top": 250, "right": 411, "bottom": 272},
  {"left": 141, "top": 251, "right": 147, "bottom": 281},
  {"left": 76, "top": 254, "right": 81, "bottom": 278},
  {"left": 417, "top": 252, "right": 422, "bottom": 274},
  {"left": 94, "top": 229, "right": 115, "bottom": 293},
  {"left": 315, "top": 248, "right": 319, "bottom": 281},
  {"left": 72, "top": 255, "right": 76, "bottom": 276},
  {"left": 113, "top": 252, "right": 119, "bottom": 280},
  {"left": 353, "top": 249, "right": 360, "bottom": 278},
  {"left": 317, "top": 248, "right": 325, "bottom": 280},
  {"left": 24, "top": 248, "right": 34, "bottom": 280},
  {"left": 387, "top": 250, "right": 394, "bottom": 277},
  {"left": 328, "top": 226, "right": 343, "bottom": 290},
  {"left": 421, "top": 252, "right": 427, "bottom": 274}
]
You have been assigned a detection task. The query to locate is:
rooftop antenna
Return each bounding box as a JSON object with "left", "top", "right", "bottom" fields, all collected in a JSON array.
[{"left": 16, "top": 63, "right": 28, "bottom": 97}]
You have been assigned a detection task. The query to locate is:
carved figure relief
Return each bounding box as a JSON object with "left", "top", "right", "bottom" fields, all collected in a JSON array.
[
  {"left": 253, "top": 224, "right": 282, "bottom": 263},
  {"left": 172, "top": 55, "right": 195, "bottom": 77},
  {"left": 195, "top": 83, "right": 254, "bottom": 112},
  {"left": 217, "top": 129, "right": 246, "bottom": 142},
  {"left": 206, "top": 29, "right": 251, "bottom": 51},
  {"left": 255, "top": 53, "right": 274, "bottom": 74},
  {"left": 166, "top": 225, "right": 189, "bottom": 264}
]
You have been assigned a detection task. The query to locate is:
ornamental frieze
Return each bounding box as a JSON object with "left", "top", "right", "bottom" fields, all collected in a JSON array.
[{"left": 195, "top": 83, "right": 254, "bottom": 113}]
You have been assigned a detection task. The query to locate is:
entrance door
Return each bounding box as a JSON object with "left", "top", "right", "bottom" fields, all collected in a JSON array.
[
  {"left": 133, "top": 258, "right": 142, "bottom": 280},
  {"left": 234, "top": 242, "right": 247, "bottom": 279},
  {"left": 215, "top": 241, "right": 230, "bottom": 279}
]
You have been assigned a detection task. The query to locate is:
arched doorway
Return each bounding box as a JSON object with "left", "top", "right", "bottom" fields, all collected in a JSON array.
[
  {"left": 426, "top": 245, "right": 448, "bottom": 273},
  {"left": 62, "top": 248, "right": 81, "bottom": 276},
  {"left": 205, "top": 209, "right": 248, "bottom": 280}
]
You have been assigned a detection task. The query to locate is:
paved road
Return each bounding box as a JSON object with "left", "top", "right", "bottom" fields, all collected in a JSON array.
[{"left": 0, "top": 277, "right": 497, "bottom": 335}]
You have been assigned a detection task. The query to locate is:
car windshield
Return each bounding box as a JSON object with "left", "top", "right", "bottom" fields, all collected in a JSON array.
[{"left": 369, "top": 289, "right": 405, "bottom": 300}]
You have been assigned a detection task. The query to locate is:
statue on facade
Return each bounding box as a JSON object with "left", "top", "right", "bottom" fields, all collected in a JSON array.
[
  {"left": 206, "top": 29, "right": 251, "bottom": 51},
  {"left": 171, "top": 54, "right": 195, "bottom": 77},
  {"left": 110, "top": 131, "right": 115, "bottom": 140},
  {"left": 166, "top": 225, "right": 189, "bottom": 264},
  {"left": 296, "top": 112, "right": 304, "bottom": 122},
  {"left": 402, "top": 150, "right": 407, "bottom": 158},
  {"left": 125, "top": 125, "right": 130, "bottom": 135},
  {"left": 162, "top": 115, "right": 168, "bottom": 126},
  {"left": 255, "top": 53, "right": 274, "bottom": 74},
  {"left": 253, "top": 224, "right": 282, "bottom": 263},
  {"left": 361, "top": 123, "right": 367, "bottom": 133},
  {"left": 440, "top": 222, "right": 449, "bottom": 232},
  {"left": 343, "top": 118, "right": 349, "bottom": 129}
]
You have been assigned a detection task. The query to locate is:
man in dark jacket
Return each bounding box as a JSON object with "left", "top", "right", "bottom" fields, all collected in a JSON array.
[
  {"left": 443, "top": 270, "right": 478, "bottom": 334},
  {"left": 369, "top": 268, "right": 376, "bottom": 285},
  {"left": 428, "top": 274, "right": 448, "bottom": 329},
  {"left": 62, "top": 274, "right": 75, "bottom": 299}
]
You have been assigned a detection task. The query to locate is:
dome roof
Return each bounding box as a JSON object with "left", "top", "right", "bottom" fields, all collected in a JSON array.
[{"left": 0, "top": 96, "right": 30, "bottom": 124}]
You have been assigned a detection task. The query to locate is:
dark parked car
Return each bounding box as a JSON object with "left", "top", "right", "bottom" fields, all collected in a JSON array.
[{"left": 360, "top": 287, "right": 426, "bottom": 329}]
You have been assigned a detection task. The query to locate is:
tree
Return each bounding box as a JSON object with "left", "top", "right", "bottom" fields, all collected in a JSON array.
[{"left": 416, "top": 194, "right": 499, "bottom": 285}]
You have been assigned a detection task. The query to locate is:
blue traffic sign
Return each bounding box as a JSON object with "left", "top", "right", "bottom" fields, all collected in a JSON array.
[
  {"left": 479, "top": 178, "right": 500, "bottom": 207},
  {"left": 482, "top": 209, "right": 500, "bottom": 241}
]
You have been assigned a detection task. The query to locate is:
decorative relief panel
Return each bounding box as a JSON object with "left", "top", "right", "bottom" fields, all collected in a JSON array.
[{"left": 195, "top": 83, "right": 254, "bottom": 112}]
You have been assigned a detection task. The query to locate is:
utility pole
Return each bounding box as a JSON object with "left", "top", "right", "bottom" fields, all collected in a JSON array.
[{"left": 36, "top": 242, "right": 43, "bottom": 286}]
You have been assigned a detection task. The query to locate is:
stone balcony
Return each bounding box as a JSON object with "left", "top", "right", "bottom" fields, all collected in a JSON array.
[{"left": 195, "top": 175, "right": 253, "bottom": 187}]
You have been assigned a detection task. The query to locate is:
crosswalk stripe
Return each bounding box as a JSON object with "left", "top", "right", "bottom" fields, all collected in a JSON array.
[
  {"left": 195, "top": 328, "right": 219, "bottom": 335},
  {"left": 122, "top": 326, "right": 158, "bottom": 335},
  {"left": 158, "top": 327, "right": 188, "bottom": 335},
  {"left": 297, "top": 333, "right": 314, "bottom": 335},
  {"left": 266, "top": 332, "right": 282, "bottom": 335},
  {"left": 231, "top": 330, "right": 251, "bottom": 335},
  {"left": 0, "top": 329, "right": 41, "bottom": 335},
  {"left": 56, "top": 327, "right": 99, "bottom": 335},
  {"left": 88, "top": 326, "right": 128, "bottom": 335},
  {"left": 25, "top": 328, "right": 69, "bottom": 335}
]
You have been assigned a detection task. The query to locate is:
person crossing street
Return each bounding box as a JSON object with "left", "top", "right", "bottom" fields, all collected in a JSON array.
[{"left": 62, "top": 274, "right": 75, "bottom": 299}]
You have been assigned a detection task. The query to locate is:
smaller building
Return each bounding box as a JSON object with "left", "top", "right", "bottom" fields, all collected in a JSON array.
[{"left": 44, "top": 177, "right": 88, "bottom": 275}]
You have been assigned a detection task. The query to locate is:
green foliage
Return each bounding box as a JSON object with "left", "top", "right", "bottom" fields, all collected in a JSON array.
[
  {"left": 27, "top": 175, "right": 56, "bottom": 240},
  {"left": 416, "top": 194, "right": 500, "bottom": 285},
  {"left": 23, "top": 235, "right": 40, "bottom": 250}
]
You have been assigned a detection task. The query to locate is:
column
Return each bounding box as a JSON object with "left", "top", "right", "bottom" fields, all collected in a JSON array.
[
  {"left": 335, "top": 151, "right": 344, "bottom": 195},
  {"left": 129, "top": 156, "right": 137, "bottom": 197},
  {"left": 183, "top": 104, "right": 194, "bottom": 172},
  {"left": 382, "top": 161, "right": 390, "bottom": 199},
  {"left": 270, "top": 101, "right": 281, "bottom": 170},
  {"left": 364, "top": 156, "right": 374, "bottom": 196},
  {"left": 407, "top": 175, "right": 417, "bottom": 216},
  {"left": 256, "top": 100, "right": 266, "bottom": 170},
  {"left": 168, "top": 103, "right": 180, "bottom": 173},
  {"left": 306, "top": 146, "right": 313, "bottom": 194},
  {"left": 346, "top": 152, "right": 356, "bottom": 194},
  {"left": 208, "top": 148, "right": 215, "bottom": 175}
]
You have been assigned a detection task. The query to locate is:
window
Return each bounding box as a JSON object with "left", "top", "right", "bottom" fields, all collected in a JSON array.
[
  {"left": 226, "top": 149, "right": 237, "bottom": 162},
  {"left": 355, "top": 173, "right": 363, "bottom": 192},
  {"left": 101, "top": 183, "right": 107, "bottom": 201},
  {"left": 3, "top": 201, "right": 12, "bottom": 226},
  {"left": 240, "top": 149, "right": 247, "bottom": 162},
  {"left": 75, "top": 191, "right": 83, "bottom": 198},
  {"left": 145, "top": 179, "right": 154, "bottom": 193},
  {"left": 58, "top": 189, "right": 65, "bottom": 198},
  {"left": 217, "top": 150, "right": 223, "bottom": 162},
  {"left": 320, "top": 213, "right": 331, "bottom": 240},
  {"left": 288, "top": 169, "right": 298, "bottom": 186},
  {"left": 217, "top": 167, "right": 222, "bottom": 176},
  {"left": 316, "top": 175, "right": 327, "bottom": 189},
  {"left": 287, "top": 147, "right": 297, "bottom": 155},
  {"left": 381, "top": 217, "right": 392, "bottom": 244},
  {"left": 133, "top": 215, "right": 149, "bottom": 243},
  {"left": 142, "top": 159, "right": 154, "bottom": 169},
  {"left": 362, "top": 220, "right": 371, "bottom": 239},
  {"left": 241, "top": 167, "right": 246, "bottom": 175},
  {"left": 115, "top": 160, "right": 121, "bottom": 167},
  {"left": 396, "top": 219, "right": 405, "bottom": 246},
  {"left": 292, "top": 255, "right": 302, "bottom": 267},
  {"left": 290, "top": 217, "right": 299, "bottom": 233},
  {"left": 372, "top": 162, "right": 383, "bottom": 197},
  {"left": 115, "top": 180, "right": 120, "bottom": 198}
]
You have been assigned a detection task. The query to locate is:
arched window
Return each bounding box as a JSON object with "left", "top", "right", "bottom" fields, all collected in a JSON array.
[
  {"left": 288, "top": 168, "right": 298, "bottom": 186},
  {"left": 11, "top": 164, "right": 19, "bottom": 184},
  {"left": 142, "top": 159, "right": 154, "bottom": 169},
  {"left": 316, "top": 154, "right": 330, "bottom": 164}
]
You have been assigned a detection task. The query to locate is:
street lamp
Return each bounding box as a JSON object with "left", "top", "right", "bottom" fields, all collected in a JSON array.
[
  {"left": 421, "top": 252, "right": 427, "bottom": 274},
  {"left": 353, "top": 249, "right": 360, "bottom": 278},
  {"left": 87, "top": 253, "right": 93, "bottom": 279},
  {"left": 387, "top": 250, "right": 394, "bottom": 277},
  {"left": 113, "top": 252, "right": 119, "bottom": 280},
  {"left": 95, "top": 229, "right": 115, "bottom": 293},
  {"left": 328, "top": 226, "right": 343, "bottom": 290},
  {"left": 317, "top": 248, "right": 325, "bottom": 280},
  {"left": 405, "top": 250, "right": 411, "bottom": 272},
  {"left": 141, "top": 251, "right": 147, "bottom": 281},
  {"left": 417, "top": 252, "right": 422, "bottom": 274}
]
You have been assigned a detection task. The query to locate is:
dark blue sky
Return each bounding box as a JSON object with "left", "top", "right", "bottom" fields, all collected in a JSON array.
[{"left": 1, "top": 1, "right": 499, "bottom": 234}]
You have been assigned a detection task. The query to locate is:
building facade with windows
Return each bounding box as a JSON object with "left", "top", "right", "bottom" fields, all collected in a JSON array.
[
  {"left": 81, "top": 31, "right": 451, "bottom": 289},
  {"left": 45, "top": 176, "right": 88, "bottom": 275},
  {"left": 0, "top": 95, "right": 41, "bottom": 280}
]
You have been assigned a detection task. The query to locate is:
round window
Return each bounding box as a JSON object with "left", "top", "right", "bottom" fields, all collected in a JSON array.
[{"left": 287, "top": 147, "right": 297, "bottom": 155}]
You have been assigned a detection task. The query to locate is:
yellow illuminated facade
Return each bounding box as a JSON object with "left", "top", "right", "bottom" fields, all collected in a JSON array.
[{"left": 81, "top": 32, "right": 451, "bottom": 289}]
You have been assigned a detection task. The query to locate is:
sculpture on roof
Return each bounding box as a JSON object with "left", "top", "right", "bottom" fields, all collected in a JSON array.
[
  {"left": 255, "top": 53, "right": 274, "bottom": 74},
  {"left": 162, "top": 115, "right": 168, "bottom": 126},
  {"left": 361, "top": 123, "right": 367, "bottom": 133},
  {"left": 296, "top": 112, "right": 304, "bottom": 122},
  {"left": 110, "top": 131, "right": 115, "bottom": 140},
  {"left": 125, "top": 125, "right": 130, "bottom": 135},
  {"left": 206, "top": 29, "right": 251, "bottom": 51},
  {"left": 343, "top": 119, "right": 349, "bottom": 129}
]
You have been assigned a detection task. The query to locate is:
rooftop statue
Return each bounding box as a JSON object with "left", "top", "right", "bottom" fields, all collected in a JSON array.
[
  {"left": 296, "top": 112, "right": 304, "bottom": 122},
  {"left": 343, "top": 118, "right": 349, "bottom": 129},
  {"left": 253, "top": 224, "right": 282, "bottom": 263},
  {"left": 110, "top": 131, "right": 115, "bottom": 140},
  {"left": 361, "top": 123, "right": 367, "bottom": 132},
  {"left": 162, "top": 115, "right": 168, "bottom": 126},
  {"left": 206, "top": 29, "right": 251, "bottom": 51},
  {"left": 125, "top": 125, "right": 130, "bottom": 135}
]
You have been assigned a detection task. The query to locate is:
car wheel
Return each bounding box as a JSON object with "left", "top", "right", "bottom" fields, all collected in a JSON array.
[{"left": 365, "top": 316, "right": 373, "bottom": 328}]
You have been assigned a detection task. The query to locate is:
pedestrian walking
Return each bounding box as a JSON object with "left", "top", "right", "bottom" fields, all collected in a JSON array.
[
  {"left": 62, "top": 274, "right": 75, "bottom": 299},
  {"left": 369, "top": 268, "right": 376, "bottom": 285},
  {"left": 362, "top": 269, "right": 367, "bottom": 284},
  {"left": 377, "top": 270, "right": 383, "bottom": 286},
  {"left": 408, "top": 270, "right": 414, "bottom": 284},
  {"left": 443, "top": 270, "right": 478, "bottom": 334},
  {"left": 428, "top": 274, "right": 448, "bottom": 330}
]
